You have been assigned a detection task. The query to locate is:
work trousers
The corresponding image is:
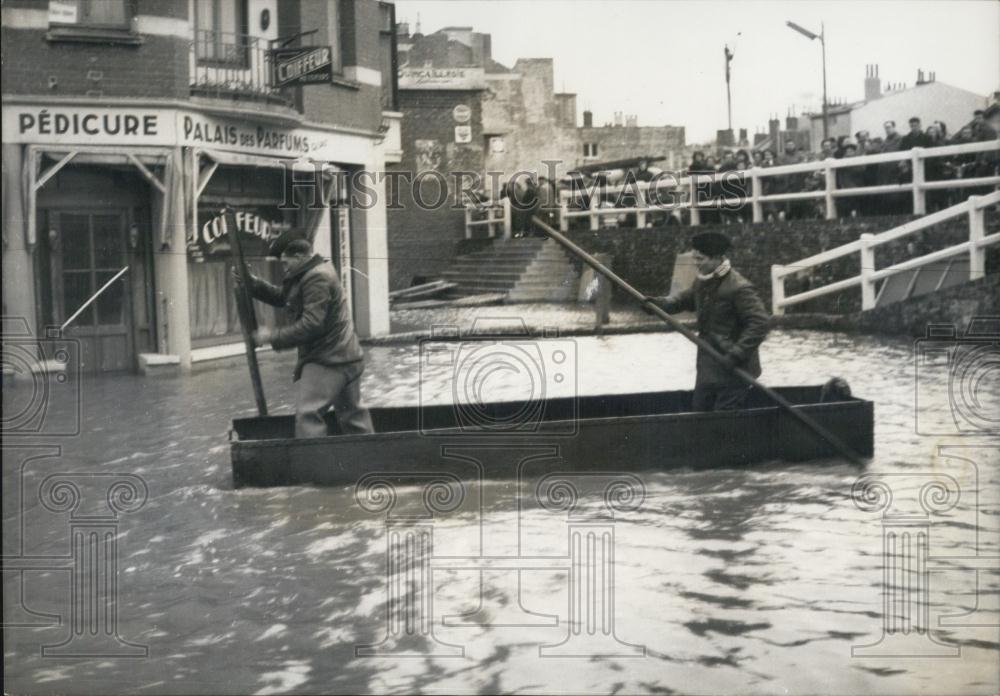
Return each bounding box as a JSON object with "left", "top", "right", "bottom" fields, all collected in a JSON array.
[
  {"left": 295, "top": 361, "right": 374, "bottom": 438},
  {"left": 692, "top": 381, "right": 752, "bottom": 412}
]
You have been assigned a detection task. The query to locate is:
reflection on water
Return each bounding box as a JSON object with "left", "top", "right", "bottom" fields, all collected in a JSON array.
[{"left": 3, "top": 329, "right": 998, "bottom": 695}]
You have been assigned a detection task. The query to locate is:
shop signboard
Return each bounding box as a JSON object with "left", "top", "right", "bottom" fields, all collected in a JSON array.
[
  {"left": 271, "top": 46, "right": 334, "bottom": 88},
  {"left": 187, "top": 206, "right": 291, "bottom": 262}
]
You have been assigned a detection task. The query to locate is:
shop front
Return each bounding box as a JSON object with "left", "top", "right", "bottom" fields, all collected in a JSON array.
[{"left": 2, "top": 101, "right": 389, "bottom": 374}]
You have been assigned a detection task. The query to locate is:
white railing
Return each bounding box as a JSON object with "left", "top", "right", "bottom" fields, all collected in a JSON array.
[
  {"left": 555, "top": 140, "right": 1000, "bottom": 230},
  {"left": 464, "top": 197, "right": 512, "bottom": 240},
  {"left": 771, "top": 191, "right": 1000, "bottom": 314}
]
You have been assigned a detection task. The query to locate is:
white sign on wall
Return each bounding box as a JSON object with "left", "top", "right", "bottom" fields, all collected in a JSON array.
[
  {"left": 398, "top": 67, "right": 486, "bottom": 90},
  {"left": 454, "top": 125, "right": 472, "bottom": 144},
  {"left": 452, "top": 104, "right": 471, "bottom": 123}
]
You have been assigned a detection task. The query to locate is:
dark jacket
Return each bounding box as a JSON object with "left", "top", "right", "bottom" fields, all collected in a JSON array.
[
  {"left": 250, "top": 255, "right": 364, "bottom": 380},
  {"left": 655, "top": 268, "right": 770, "bottom": 385}
]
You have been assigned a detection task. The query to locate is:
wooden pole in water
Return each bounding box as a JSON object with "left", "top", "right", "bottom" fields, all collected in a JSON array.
[
  {"left": 225, "top": 205, "right": 268, "bottom": 416},
  {"left": 531, "top": 215, "right": 866, "bottom": 466}
]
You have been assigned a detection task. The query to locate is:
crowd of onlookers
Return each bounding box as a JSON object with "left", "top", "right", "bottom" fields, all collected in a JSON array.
[
  {"left": 468, "top": 107, "right": 997, "bottom": 233},
  {"left": 683, "top": 108, "right": 998, "bottom": 222}
]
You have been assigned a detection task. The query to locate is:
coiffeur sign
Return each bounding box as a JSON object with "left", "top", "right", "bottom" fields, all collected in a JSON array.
[
  {"left": 271, "top": 46, "right": 334, "bottom": 87},
  {"left": 188, "top": 207, "right": 289, "bottom": 262}
]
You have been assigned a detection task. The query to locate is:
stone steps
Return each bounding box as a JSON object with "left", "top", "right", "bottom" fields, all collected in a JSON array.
[{"left": 437, "top": 237, "right": 582, "bottom": 301}]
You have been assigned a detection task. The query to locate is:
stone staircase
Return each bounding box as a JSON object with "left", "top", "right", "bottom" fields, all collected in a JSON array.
[{"left": 440, "top": 238, "right": 581, "bottom": 302}]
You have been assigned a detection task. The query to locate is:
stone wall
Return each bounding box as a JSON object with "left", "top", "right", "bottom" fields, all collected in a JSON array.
[
  {"left": 776, "top": 274, "right": 999, "bottom": 338},
  {"left": 566, "top": 213, "right": 998, "bottom": 313}
]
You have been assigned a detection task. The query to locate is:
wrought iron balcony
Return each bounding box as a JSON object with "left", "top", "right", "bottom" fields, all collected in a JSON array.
[{"left": 189, "top": 29, "right": 296, "bottom": 109}]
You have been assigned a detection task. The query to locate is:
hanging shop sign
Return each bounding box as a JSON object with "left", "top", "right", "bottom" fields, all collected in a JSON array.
[
  {"left": 271, "top": 46, "right": 334, "bottom": 88},
  {"left": 187, "top": 206, "right": 291, "bottom": 262}
]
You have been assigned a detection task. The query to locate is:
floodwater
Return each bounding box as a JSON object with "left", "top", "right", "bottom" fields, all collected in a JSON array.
[{"left": 3, "top": 328, "right": 998, "bottom": 695}]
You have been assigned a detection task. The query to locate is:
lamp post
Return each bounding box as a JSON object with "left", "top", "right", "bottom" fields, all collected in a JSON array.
[{"left": 786, "top": 20, "right": 828, "bottom": 141}]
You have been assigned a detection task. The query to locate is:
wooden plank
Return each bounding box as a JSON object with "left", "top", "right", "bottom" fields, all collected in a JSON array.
[{"left": 226, "top": 206, "right": 268, "bottom": 417}]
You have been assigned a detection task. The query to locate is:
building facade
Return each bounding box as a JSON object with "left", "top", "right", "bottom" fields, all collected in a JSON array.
[
  {"left": 2, "top": 0, "right": 402, "bottom": 374},
  {"left": 387, "top": 24, "right": 685, "bottom": 289}
]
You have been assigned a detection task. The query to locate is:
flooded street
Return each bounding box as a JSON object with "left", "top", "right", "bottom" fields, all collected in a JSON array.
[{"left": 4, "top": 328, "right": 998, "bottom": 695}]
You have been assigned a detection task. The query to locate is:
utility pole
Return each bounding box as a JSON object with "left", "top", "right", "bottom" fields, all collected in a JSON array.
[{"left": 725, "top": 44, "right": 734, "bottom": 132}]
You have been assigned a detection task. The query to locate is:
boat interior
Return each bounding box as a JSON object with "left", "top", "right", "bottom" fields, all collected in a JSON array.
[{"left": 232, "top": 385, "right": 864, "bottom": 442}]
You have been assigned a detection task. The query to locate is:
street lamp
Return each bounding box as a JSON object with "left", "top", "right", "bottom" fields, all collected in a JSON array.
[{"left": 786, "top": 20, "right": 828, "bottom": 141}]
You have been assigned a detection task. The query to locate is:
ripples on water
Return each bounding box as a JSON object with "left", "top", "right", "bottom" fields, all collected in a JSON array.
[{"left": 3, "top": 329, "right": 997, "bottom": 695}]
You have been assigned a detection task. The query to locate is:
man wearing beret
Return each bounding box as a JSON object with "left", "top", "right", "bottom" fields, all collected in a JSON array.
[
  {"left": 236, "top": 231, "right": 374, "bottom": 438},
  {"left": 647, "top": 231, "right": 770, "bottom": 411}
]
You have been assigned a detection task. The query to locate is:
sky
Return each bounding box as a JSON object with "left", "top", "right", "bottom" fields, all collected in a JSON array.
[{"left": 395, "top": 0, "right": 1000, "bottom": 143}]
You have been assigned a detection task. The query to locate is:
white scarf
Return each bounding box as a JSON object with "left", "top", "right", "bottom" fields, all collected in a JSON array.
[{"left": 697, "top": 258, "right": 731, "bottom": 282}]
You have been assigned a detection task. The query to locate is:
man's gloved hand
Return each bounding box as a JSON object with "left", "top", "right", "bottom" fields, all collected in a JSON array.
[
  {"left": 641, "top": 296, "right": 660, "bottom": 316},
  {"left": 718, "top": 350, "right": 743, "bottom": 371},
  {"left": 231, "top": 266, "right": 257, "bottom": 287},
  {"left": 252, "top": 327, "right": 273, "bottom": 346}
]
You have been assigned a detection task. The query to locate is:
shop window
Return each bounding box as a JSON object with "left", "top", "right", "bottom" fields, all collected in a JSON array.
[
  {"left": 46, "top": 0, "right": 139, "bottom": 43},
  {"left": 195, "top": 0, "right": 250, "bottom": 66}
]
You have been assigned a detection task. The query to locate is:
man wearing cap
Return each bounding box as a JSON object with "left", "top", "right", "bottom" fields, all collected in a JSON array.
[
  {"left": 237, "top": 231, "right": 374, "bottom": 438},
  {"left": 646, "top": 231, "right": 769, "bottom": 411}
]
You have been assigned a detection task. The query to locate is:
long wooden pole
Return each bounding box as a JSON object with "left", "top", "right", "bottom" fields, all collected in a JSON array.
[
  {"left": 531, "top": 215, "right": 865, "bottom": 465},
  {"left": 225, "top": 206, "right": 268, "bottom": 416}
]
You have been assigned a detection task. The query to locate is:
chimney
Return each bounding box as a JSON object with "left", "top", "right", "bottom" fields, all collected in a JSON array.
[
  {"left": 739, "top": 127, "right": 748, "bottom": 144},
  {"left": 583, "top": 110, "right": 593, "bottom": 128},
  {"left": 613, "top": 111, "right": 623, "bottom": 127},
  {"left": 864, "top": 64, "right": 881, "bottom": 101},
  {"left": 625, "top": 114, "right": 638, "bottom": 128},
  {"left": 786, "top": 114, "right": 797, "bottom": 130},
  {"left": 769, "top": 114, "right": 780, "bottom": 145}
]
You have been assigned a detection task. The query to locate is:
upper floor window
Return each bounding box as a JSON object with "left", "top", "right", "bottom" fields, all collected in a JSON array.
[
  {"left": 195, "top": 0, "right": 249, "bottom": 66},
  {"left": 46, "top": 0, "right": 142, "bottom": 43},
  {"left": 48, "top": 0, "right": 131, "bottom": 28},
  {"left": 583, "top": 143, "right": 599, "bottom": 159}
]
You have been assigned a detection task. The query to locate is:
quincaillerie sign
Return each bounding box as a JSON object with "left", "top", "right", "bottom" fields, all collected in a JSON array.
[
  {"left": 398, "top": 67, "right": 486, "bottom": 90},
  {"left": 187, "top": 207, "right": 289, "bottom": 262}
]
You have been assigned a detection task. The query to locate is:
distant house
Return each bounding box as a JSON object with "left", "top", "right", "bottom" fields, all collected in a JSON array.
[{"left": 804, "top": 68, "right": 989, "bottom": 150}]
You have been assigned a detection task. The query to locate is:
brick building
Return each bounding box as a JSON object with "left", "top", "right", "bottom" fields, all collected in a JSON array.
[
  {"left": 2, "top": 0, "right": 402, "bottom": 374},
  {"left": 387, "top": 24, "right": 685, "bottom": 289}
]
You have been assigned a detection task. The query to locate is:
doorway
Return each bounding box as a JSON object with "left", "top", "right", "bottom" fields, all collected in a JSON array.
[{"left": 49, "top": 211, "right": 133, "bottom": 373}]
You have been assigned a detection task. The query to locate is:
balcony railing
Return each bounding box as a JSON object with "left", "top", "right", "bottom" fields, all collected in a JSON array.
[{"left": 189, "top": 29, "right": 294, "bottom": 108}]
